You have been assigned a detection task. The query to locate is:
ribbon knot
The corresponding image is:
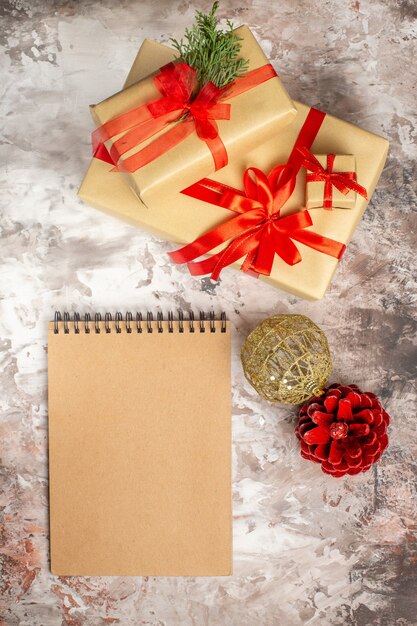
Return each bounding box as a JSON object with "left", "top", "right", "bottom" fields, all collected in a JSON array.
[
  {"left": 148, "top": 63, "right": 231, "bottom": 141},
  {"left": 169, "top": 161, "right": 345, "bottom": 281},
  {"left": 298, "top": 147, "right": 368, "bottom": 209}
]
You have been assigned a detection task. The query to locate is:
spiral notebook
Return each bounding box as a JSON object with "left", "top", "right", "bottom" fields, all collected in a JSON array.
[{"left": 48, "top": 311, "right": 231, "bottom": 576}]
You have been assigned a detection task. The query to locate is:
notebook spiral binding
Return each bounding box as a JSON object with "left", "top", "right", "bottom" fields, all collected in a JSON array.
[{"left": 53, "top": 311, "right": 227, "bottom": 334}]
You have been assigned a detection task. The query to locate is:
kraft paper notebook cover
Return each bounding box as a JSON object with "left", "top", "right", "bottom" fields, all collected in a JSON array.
[{"left": 48, "top": 311, "right": 231, "bottom": 576}]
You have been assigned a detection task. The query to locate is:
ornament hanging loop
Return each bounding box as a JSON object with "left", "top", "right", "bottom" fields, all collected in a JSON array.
[{"left": 304, "top": 381, "right": 325, "bottom": 398}]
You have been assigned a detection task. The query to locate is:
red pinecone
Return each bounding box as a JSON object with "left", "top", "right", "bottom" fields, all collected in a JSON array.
[{"left": 296, "top": 384, "right": 390, "bottom": 477}]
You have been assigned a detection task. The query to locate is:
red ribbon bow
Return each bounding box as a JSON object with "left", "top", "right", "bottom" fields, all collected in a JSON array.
[
  {"left": 299, "top": 147, "right": 368, "bottom": 209},
  {"left": 92, "top": 61, "right": 277, "bottom": 174},
  {"left": 149, "top": 63, "right": 231, "bottom": 140},
  {"left": 169, "top": 166, "right": 345, "bottom": 281},
  {"left": 169, "top": 108, "right": 350, "bottom": 281}
]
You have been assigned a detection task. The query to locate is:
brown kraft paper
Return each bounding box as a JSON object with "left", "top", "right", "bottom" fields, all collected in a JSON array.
[
  {"left": 79, "top": 39, "right": 389, "bottom": 300},
  {"left": 90, "top": 26, "right": 297, "bottom": 206},
  {"left": 305, "top": 154, "right": 357, "bottom": 210},
  {"left": 48, "top": 318, "right": 232, "bottom": 576}
]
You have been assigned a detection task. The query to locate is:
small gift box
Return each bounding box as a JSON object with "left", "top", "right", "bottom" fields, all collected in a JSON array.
[
  {"left": 79, "top": 39, "right": 389, "bottom": 300},
  {"left": 90, "top": 26, "right": 297, "bottom": 206},
  {"left": 304, "top": 153, "right": 367, "bottom": 210}
]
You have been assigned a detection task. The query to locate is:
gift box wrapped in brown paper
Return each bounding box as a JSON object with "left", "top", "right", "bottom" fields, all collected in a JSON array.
[
  {"left": 79, "top": 39, "right": 389, "bottom": 300},
  {"left": 90, "top": 26, "right": 297, "bottom": 206},
  {"left": 305, "top": 154, "right": 358, "bottom": 210}
]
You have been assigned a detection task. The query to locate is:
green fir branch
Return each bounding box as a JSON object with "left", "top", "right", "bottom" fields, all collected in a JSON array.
[{"left": 170, "top": 2, "right": 249, "bottom": 92}]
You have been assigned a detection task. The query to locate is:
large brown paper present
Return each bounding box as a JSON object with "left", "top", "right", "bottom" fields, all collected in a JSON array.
[
  {"left": 79, "top": 40, "right": 389, "bottom": 300},
  {"left": 90, "top": 26, "right": 297, "bottom": 206}
]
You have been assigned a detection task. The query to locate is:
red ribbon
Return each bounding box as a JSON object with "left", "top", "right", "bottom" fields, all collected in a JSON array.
[
  {"left": 299, "top": 147, "right": 368, "bottom": 209},
  {"left": 169, "top": 108, "right": 347, "bottom": 280},
  {"left": 93, "top": 141, "right": 114, "bottom": 166},
  {"left": 92, "top": 61, "right": 277, "bottom": 173}
]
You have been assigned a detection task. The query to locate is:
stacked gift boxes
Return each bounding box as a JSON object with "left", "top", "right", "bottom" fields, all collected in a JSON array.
[{"left": 79, "top": 27, "right": 389, "bottom": 300}]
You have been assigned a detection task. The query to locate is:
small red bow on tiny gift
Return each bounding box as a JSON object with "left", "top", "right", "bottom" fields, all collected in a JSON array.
[
  {"left": 169, "top": 165, "right": 346, "bottom": 281},
  {"left": 298, "top": 147, "right": 368, "bottom": 209}
]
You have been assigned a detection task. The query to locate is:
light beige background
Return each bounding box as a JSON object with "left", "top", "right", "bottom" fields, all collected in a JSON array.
[{"left": 0, "top": 1, "right": 416, "bottom": 625}]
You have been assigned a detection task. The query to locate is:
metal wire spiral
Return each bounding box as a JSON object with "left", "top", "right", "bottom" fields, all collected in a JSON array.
[{"left": 53, "top": 311, "right": 227, "bottom": 334}]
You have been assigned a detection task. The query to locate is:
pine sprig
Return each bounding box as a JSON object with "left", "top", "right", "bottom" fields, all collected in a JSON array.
[{"left": 170, "top": 2, "right": 249, "bottom": 92}]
